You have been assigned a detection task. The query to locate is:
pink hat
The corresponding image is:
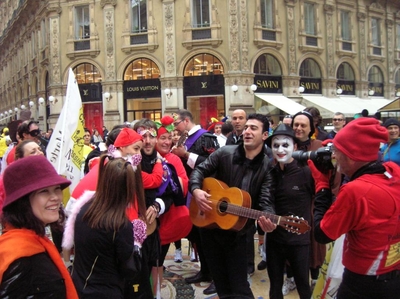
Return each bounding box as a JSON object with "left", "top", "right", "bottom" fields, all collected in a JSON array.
[
  {"left": 334, "top": 118, "right": 388, "bottom": 162},
  {"left": 114, "top": 128, "right": 143, "bottom": 147},
  {"left": 3, "top": 155, "right": 71, "bottom": 209}
]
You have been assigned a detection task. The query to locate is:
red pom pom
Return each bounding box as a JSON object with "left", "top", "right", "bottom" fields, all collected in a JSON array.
[{"left": 161, "top": 115, "right": 174, "bottom": 126}]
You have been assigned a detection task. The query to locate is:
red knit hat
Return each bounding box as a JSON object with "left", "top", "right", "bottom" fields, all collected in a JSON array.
[
  {"left": 156, "top": 115, "right": 175, "bottom": 137},
  {"left": 114, "top": 128, "right": 143, "bottom": 147},
  {"left": 334, "top": 118, "right": 388, "bottom": 162}
]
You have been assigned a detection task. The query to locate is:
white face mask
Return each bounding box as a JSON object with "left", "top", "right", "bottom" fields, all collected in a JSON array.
[{"left": 271, "top": 135, "right": 295, "bottom": 163}]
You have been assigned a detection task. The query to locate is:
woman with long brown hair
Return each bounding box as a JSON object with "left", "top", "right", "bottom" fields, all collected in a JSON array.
[{"left": 63, "top": 155, "right": 147, "bottom": 298}]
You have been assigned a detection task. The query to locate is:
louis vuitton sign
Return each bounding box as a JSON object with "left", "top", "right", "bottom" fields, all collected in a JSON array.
[
  {"left": 78, "top": 83, "right": 102, "bottom": 103},
  {"left": 124, "top": 79, "right": 161, "bottom": 98}
]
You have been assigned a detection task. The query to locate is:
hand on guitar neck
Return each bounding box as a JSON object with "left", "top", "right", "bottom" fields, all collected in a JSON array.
[
  {"left": 258, "top": 215, "right": 277, "bottom": 233},
  {"left": 171, "top": 132, "right": 189, "bottom": 159}
]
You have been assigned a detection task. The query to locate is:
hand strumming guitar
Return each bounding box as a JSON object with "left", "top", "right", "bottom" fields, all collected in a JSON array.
[{"left": 192, "top": 188, "right": 212, "bottom": 212}]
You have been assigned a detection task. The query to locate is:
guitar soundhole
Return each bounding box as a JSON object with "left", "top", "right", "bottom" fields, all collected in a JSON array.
[{"left": 218, "top": 200, "right": 228, "bottom": 213}]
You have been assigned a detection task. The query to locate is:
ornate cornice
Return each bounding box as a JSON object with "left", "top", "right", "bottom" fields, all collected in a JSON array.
[
  {"left": 100, "top": 0, "right": 117, "bottom": 8},
  {"left": 324, "top": 4, "right": 335, "bottom": 15},
  {"left": 357, "top": 12, "right": 366, "bottom": 22}
]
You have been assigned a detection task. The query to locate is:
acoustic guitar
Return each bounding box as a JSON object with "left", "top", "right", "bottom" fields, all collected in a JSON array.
[{"left": 189, "top": 177, "right": 311, "bottom": 234}]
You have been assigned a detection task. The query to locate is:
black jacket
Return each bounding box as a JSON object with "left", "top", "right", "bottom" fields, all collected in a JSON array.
[
  {"left": 225, "top": 132, "right": 243, "bottom": 146},
  {"left": 190, "top": 145, "right": 273, "bottom": 230},
  {"left": 0, "top": 252, "right": 66, "bottom": 298},
  {"left": 266, "top": 160, "right": 313, "bottom": 245},
  {"left": 184, "top": 130, "right": 219, "bottom": 176},
  {"left": 72, "top": 202, "right": 137, "bottom": 299}
]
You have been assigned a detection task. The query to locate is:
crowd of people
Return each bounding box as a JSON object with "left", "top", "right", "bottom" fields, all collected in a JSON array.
[{"left": 0, "top": 106, "right": 399, "bottom": 299}]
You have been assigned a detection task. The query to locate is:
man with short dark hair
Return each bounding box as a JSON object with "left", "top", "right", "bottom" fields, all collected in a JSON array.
[
  {"left": 6, "top": 121, "right": 44, "bottom": 166},
  {"left": 190, "top": 113, "right": 275, "bottom": 298}
]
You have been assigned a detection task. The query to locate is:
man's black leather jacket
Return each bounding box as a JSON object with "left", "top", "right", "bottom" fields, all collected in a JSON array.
[{"left": 190, "top": 144, "right": 274, "bottom": 224}]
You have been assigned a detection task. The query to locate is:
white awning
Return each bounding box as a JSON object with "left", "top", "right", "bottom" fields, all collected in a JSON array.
[
  {"left": 300, "top": 95, "right": 392, "bottom": 118},
  {"left": 255, "top": 93, "right": 306, "bottom": 116}
]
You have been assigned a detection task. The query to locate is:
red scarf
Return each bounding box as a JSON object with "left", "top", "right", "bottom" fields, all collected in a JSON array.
[{"left": 0, "top": 228, "right": 78, "bottom": 299}]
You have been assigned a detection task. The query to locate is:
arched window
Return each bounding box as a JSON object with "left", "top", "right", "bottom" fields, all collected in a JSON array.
[
  {"left": 337, "top": 62, "right": 354, "bottom": 80},
  {"left": 368, "top": 65, "right": 383, "bottom": 83},
  {"left": 299, "top": 58, "right": 321, "bottom": 78},
  {"left": 395, "top": 69, "right": 400, "bottom": 93},
  {"left": 254, "top": 54, "right": 282, "bottom": 75},
  {"left": 368, "top": 66, "right": 384, "bottom": 96},
  {"left": 183, "top": 53, "right": 225, "bottom": 129},
  {"left": 73, "top": 63, "right": 103, "bottom": 135},
  {"left": 73, "top": 63, "right": 102, "bottom": 84},
  {"left": 299, "top": 58, "right": 322, "bottom": 94},
  {"left": 253, "top": 54, "right": 283, "bottom": 93},
  {"left": 184, "top": 53, "right": 224, "bottom": 76},
  {"left": 337, "top": 62, "right": 355, "bottom": 95},
  {"left": 123, "top": 58, "right": 161, "bottom": 122},
  {"left": 124, "top": 58, "right": 160, "bottom": 80}
]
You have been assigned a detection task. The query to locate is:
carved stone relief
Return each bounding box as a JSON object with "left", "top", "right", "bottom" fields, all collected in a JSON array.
[
  {"left": 325, "top": 5, "right": 335, "bottom": 77},
  {"left": 164, "top": 3, "right": 175, "bottom": 76},
  {"left": 357, "top": 13, "right": 367, "bottom": 80},
  {"left": 105, "top": 9, "right": 115, "bottom": 81},
  {"left": 50, "top": 17, "right": 61, "bottom": 85},
  {"left": 387, "top": 20, "right": 393, "bottom": 80},
  {"left": 229, "top": 0, "right": 239, "bottom": 71},
  {"left": 239, "top": 0, "right": 249, "bottom": 72},
  {"left": 286, "top": 4, "right": 296, "bottom": 75}
]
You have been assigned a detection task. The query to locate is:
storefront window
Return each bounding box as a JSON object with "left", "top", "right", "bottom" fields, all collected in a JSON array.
[
  {"left": 337, "top": 62, "right": 355, "bottom": 95},
  {"left": 73, "top": 63, "right": 103, "bottom": 135},
  {"left": 254, "top": 54, "right": 282, "bottom": 75},
  {"left": 124, "top": 58, "right": 160, "bottom": 80},
  {"left": 186, "top": 95, "right": 225, "bottom": 129},
  {"left": 368, "top": 65, "right": 384, "bottom": 96},
  {"left": 184, "top": 54, "right": 224, "bottom": 76},
  {"left": 124, "top": 58, "right": 161, "bottom": 122}
]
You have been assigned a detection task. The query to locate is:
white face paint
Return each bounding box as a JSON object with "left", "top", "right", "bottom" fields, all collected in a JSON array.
[{"left": 271, "top": 135, "right": 295, "bottom": 164}]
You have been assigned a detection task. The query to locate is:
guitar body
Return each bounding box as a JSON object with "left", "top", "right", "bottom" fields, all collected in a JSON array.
[{"left": 189, "top": 177, "right": 252, "bottom": 231}]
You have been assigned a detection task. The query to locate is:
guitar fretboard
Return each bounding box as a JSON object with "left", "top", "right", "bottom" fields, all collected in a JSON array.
[{"left": 221, "top": 201, "right": 281, "bottom": 225}]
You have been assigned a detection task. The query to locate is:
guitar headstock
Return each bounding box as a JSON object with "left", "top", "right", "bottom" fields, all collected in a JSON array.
[
  {"left": 176, "top": 131, "right": 188, "bottom": 147},
  {"left": 279, "top": 215, "right": 311, "bottom": 234}
]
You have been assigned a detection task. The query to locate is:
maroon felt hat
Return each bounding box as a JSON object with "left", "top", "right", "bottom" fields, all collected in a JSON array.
[{"left": 2, "top": 155, "right": 71, "bottom": 209}]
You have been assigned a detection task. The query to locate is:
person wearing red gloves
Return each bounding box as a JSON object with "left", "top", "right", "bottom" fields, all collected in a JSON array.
[{"left": 309, "top": 117, "right": 400, "bottom": 299}]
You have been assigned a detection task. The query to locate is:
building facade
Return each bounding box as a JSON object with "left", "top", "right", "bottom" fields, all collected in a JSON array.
[{"left": 1, "top": 0, "right": 400, "bottom": 132}]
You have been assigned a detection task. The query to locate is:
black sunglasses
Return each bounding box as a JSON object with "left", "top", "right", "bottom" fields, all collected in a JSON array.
[{"left": 29, "top": 129, "right": 40, "bottom": 137}]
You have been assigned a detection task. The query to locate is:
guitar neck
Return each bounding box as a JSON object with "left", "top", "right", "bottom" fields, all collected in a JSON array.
[{"left": 225, "top": 203, "right": 282, "bottom": 225}]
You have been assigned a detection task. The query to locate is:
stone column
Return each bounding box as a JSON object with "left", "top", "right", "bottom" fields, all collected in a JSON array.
[
  {"left": 162, "top": 0, "right": 179, "bottom": 113},
  {"left": 101, "top": 0, "right": 120, "bottom": 127},
  {"left": 47, "top": 4, "right": 63, "bottom": 128},
  {"left": 357, "top": 11, "right": 369, "bottom": 98},
  {"left": 284, "top": 0, "right": 303, "bottom": 98}
]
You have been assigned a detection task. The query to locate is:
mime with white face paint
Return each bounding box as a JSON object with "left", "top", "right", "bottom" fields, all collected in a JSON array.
[{"left": 263, "top": 124, "right": 314, "bottom": 299}]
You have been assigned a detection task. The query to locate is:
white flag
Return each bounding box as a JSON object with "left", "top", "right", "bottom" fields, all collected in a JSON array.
[{"left": 46, "top": 68, "right": 85, "bottom": 192}]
